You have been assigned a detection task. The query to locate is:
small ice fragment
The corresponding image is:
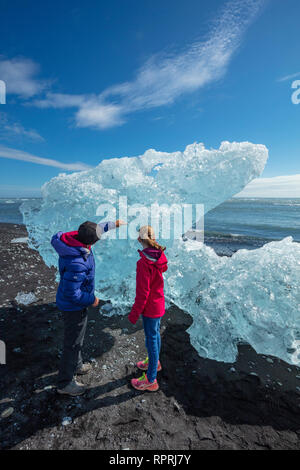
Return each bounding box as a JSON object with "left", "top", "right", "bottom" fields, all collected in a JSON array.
[
  {"left": 173, "top": 400, "right": 180, "bottom": 411},
  {"left": 62, "top": 417, "right": 72, "bottom": 426},
  {"left": 1, "top": 407, "right": 14, "bottom": 419},
  {"left": 15, "top": 292, "right": 37, "bottom": 305},
  {"left": 229, "top": 367, "right": 236, "bottom": 373},
  {"left": 11, "top": 237, "right": 28, "bottom": 244},
  {"left": 13, "top": 348, "right": 21, "bottom": 353},
  {"left": 266, "top": 358, "right": 274, "bottom": 364}
]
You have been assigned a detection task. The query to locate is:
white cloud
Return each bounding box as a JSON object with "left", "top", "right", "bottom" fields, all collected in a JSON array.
[
  {"left": 75, "top": 101, "right": 124, "bottom": 129},
  {"left": 0, "top": 145, "right": 92, "bottom": 171},
  {"left": 0, "top": 57, "right": 47, "bottom": 98},
  {"left": 32, "top": 0, "right": 265, "bottom": 129},
  {"left": 33, "top": 92, "right": 86, "bottom": 109},
  {"left": 236, "top": 174, "right": 300, "bottom": 198},
  {"left": 0, "top": 113, "right": 44, "bottom": 142},
  {"left": 2, "top": 123, "right": 44, "bottom": 141},
  {"left": 277, "top": 72, "right": 300, "bottom": 83}
]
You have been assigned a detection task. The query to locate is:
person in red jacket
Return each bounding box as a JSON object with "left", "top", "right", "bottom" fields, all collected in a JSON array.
[{"left": 129, "top": 225, "right": 168, "bottom": 392}]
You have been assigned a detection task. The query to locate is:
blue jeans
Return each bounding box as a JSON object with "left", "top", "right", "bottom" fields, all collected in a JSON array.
[{"left": 142, "top": 315, "right": 161, "bottom": 383}]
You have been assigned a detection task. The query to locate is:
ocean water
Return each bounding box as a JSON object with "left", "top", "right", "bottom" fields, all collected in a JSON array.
[
  {"left": 204, "top": 197, "right": 300, "bottom": 255},
  {"left": 0, "top": 198, "right": 36, "bottom": 224},
  {"left": 0, "top": 197, "right": 299, "bottom": 254}
]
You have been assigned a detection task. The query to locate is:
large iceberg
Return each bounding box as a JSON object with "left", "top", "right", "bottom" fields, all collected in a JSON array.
[{"left": 21, "top": 142, "right": 300, "bottom": 365}]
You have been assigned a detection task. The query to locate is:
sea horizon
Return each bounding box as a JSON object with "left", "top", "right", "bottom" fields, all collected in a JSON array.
[{"left": 1, "top": 196, "right": 299, "bottom": 256}]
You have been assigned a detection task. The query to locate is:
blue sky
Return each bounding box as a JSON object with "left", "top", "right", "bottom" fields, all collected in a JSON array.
[{"left": 0, "top": 0, "right": 300, "bottom": 197}]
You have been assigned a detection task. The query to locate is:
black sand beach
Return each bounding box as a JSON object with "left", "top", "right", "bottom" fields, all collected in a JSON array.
[{"left": 0, "top": 223, "right": 300, "bottom": 450}]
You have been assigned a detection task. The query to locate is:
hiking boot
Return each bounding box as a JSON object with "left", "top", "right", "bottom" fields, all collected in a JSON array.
[
  {"left": 136, "top": 356, "right": 162, "bottom": 372},
  {"left": 76, "top": 362, "right": 92, "bottom": 375},
  {"left": 131, "top": 372, "right": 159, "bottom": 392},
  {"left": 57, "top": 379, "right": 87, "bottom": 396}
]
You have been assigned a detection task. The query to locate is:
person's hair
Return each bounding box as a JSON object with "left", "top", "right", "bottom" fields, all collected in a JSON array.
[{"left": 138, "top": 225, "right": 166, "bottom": 251}]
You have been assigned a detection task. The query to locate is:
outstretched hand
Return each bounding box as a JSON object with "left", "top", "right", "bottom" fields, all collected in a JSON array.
[{"left": 115, "top": 219, "right": 127, "bottom": 228}]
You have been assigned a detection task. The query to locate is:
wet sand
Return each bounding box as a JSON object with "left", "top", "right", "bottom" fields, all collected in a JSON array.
[{"left": 0, "top": 223, "right": 299, "bottom": 450}]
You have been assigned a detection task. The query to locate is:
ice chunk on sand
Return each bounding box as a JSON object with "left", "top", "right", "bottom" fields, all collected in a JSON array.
[
  {"left": 15, "top": 292, "right": 37, "bottom": 305},
  {"left": 168, "top": 237, "right": 300, "bottom": 365},
  {"left": 61, "top": 417, "right": 72, "bottom": 426},
  {"left": 18, "top": 142, "right": 300, "bottom": 365},
  {"left": 11, "top": 237, "right": 28, "bottom": 244}
]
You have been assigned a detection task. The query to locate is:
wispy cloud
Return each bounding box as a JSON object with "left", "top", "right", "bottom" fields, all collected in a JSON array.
[
  {"left": 0, "top": 112, "right": 44, "bottom": 142},
  {"left": 33, "top": 0, "right": 265, "bottom": 129},
  {"left": 0, "top": 56, "right": 48, "bottom": 98},
  {"left": 0, "top": 145, "right": 92, "bottom": 171},
  {"left": 236, "top": 174, "right": 300, "bottom": 198},
  {"left": 2, "top": 123, "right": 44, "bottom": 141},
  {"left": 277, "top": 72, "right": 300, "bottom": 83}
]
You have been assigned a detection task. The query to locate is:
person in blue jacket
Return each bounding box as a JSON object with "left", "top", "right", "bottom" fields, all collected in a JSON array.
[{"left": 51, "top": 219, "right": 123, "bottom": 396}]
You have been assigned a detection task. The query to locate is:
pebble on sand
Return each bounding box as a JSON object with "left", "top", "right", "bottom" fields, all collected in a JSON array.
[{"left": 1, "top": 407, "right": 14, "bottom": 419}]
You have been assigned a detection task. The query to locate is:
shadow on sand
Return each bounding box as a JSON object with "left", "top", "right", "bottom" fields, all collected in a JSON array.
[{"left": 0, "top": 303, "right": 299, "bottom": 449}]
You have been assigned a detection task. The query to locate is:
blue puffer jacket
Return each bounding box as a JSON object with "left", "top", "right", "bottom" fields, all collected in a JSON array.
[{"left": 51, "top": 232, "right": 96, "bottom": 311}]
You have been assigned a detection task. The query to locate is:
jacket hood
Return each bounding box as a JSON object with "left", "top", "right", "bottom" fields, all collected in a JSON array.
[
  {"left": 51, "top": 232, "right": 91, "bottom": 259},
  {"left": 61, "top": 230, "right": 91, "bottom": 249},
  {"left": 139, "top": 248, "right": 168, "bottom": 270}
]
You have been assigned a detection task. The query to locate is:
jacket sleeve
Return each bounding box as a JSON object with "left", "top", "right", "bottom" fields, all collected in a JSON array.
[
  {"left": 96, "top": 221, "right": 116, "bottom": 237},
  {"left": 61, "top": 263, "right": 95, "bottom": 308},
  {"left": 129, "top": 261, "right": 151, "bottom": 324},
  {"left": 51, "top": 232, "right": 62, "bottom": 251}
]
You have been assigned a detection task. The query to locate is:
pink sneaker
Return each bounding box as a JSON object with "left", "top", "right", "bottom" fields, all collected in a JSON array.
[
  {"left": 136, "top": 356, "right": 162, "bottom": 372},
  {"left": 131, "top": 372, "right": 159, "bottom": 392}
]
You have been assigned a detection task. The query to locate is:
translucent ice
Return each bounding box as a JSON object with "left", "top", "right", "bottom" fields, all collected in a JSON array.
[
  {"left": 21, "top": 141, "right": 300, "bottom": 365},
  {"left": 15, "top": 292, "right": 37, "bottom": 305},
  {"left": 168, "top": 237, "right": 300, "bottom": 365}
]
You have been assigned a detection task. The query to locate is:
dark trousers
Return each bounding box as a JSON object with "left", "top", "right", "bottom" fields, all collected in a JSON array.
[{"left": 57, "top": 308, "right": 88, "bottom": 388}]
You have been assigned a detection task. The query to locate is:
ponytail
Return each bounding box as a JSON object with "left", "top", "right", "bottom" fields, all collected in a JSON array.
[{"left": 139, "top": 225, "right": 166, "bottom": 251}]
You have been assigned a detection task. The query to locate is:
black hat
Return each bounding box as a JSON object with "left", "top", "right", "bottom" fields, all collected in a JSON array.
[{"left": 77, "top": 221, "right": 99, "bottom": 246}]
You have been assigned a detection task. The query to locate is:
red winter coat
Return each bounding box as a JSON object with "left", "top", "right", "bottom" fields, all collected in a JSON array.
[{"left": 129, "top": 248, "right": 168, "bottom": 325}]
